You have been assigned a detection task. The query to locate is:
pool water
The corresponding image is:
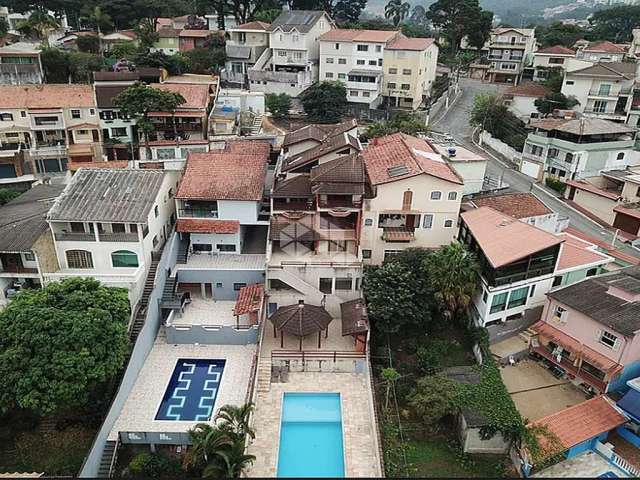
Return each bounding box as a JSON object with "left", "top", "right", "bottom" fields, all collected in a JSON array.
[
  {"left": 277, "top": 393, "right": 345, "bottom": 478},
  {"left": 155, "top": 359, "right": 225, "bottom": 421}
]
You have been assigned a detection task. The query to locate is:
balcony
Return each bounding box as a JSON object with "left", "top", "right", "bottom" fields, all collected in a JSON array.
[
  {"left": 531, "top": 344, "right": 607, "bottom": 393},
  {"left": 317, "top": 229, "right": 357, "bottom": 241},
  {"left": 178, "top": 208, "right": 219, "bottom": 218},
  {"left": 588, "top": 86, "right": 631, "bottom": 98},
  {"left": 490, "top": 40, "right": 527, "bottom": 48},
  {"left": 98, "top": 232, "right": 139, "bottom": 242},
  {"left": 150, "top": 122, "right": 203, "bottom": 132},
  {"left": 345, "top": 80, "right": 380, "bottom": 91},
  {"left": 29, "top": 144, "right": 67, "bottom": 158},
  {"left": 0, "top": 63, "right": 40, "bottom": 74},
  {"left": 272, "top": 198, "right": 315, "bottom": 211},
  {"left": 382, "top": 227, "right": 415, "bottom": 242},
  {"left": 30, "top": 117, "right": 64, "bottom": 130},
  {"left": 54, "top": 232, "right": 96, "bottom": 242},
  {"left": 318, "top": 197, "right": 362, "bottom": 209}
]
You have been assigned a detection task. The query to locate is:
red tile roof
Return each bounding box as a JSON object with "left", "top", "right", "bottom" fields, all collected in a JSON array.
[
  {"left": 152, "top": 83, "right": 211, "bottom": 110},
  {"left": 564, "top": 226, "right": 640, "bottom": 266},
  {"left": 234, "top": 21, "right": 270, "bottom": 30},
  {"left": 176, "top": 218, "right": 239, "bottom": 233},
  {"left": 584, "top": 41, "right": 626, "bottom": 54},
  {"left": 363, "top": 133, "right": 462, "bottom": 185},
  {"left": 318, "top": 29, "right": 400, "bottom": 43},
  {"left": 233, "top": 283, "right": 264, "bottom": 316},
  {"left": 460, "top": 207, "right": 563, "bottom": 268},
  {"left": 536, "top": 45, "right": 575, "bottom": 55},
  {"left": 504, "top": 81, "right": 550, "bottom": 98},
  {"left": 470, "top": 192, "right": 552, "bottom": 218},
  {"left": 176, "top": 143, "right": 269, "bottom": 201},
  {"left": 179, "top": 29, "right": 212, "bottom": 38},
  {"left": 386, "top": 35, "right": 435, "bottom": 50},
  {"left": 69, "top": 161, "right": 129, "bottom": 170},
  {"left": 565, "top": 179, "right": 621, "bottom": 201},
  {"left": 556, "top": 233, "right": 611, "bottom": 271},
  {"left": 614, "top": 202, "right": 640, "bottom": 221},
  {"left": 530, "top": 396, "right": 626, "bottom": 456},
  {"left": 0, "top": 84, "right": 95, "bottom": 109}
]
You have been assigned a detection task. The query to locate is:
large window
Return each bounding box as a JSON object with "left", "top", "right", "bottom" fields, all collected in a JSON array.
[
  {"left": 507, "top": 286, "right": 528, "bottom": 309},
  {"left": 335, "top": 278, "right": 353, "bottom": 290},
  {"left": 599, "top": 330, "right": 618, "bottom": 349},
  {"left": 66, "top": 250, "right": 94, "bottom": 269},
  {"left": 111, "top": 250, "right": 139, "bottom": 268},
  {"left": 490, "top": 292, "right": 508, "bottom": 314}
]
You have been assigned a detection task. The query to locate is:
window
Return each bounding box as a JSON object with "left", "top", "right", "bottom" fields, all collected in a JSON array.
[
  {"left": 357, "top": 44, "right": 369, "bottom": 51},
  {"left": 326, "top": 57, "right": 334, "bottom": 63},
  {"left": 292, "top": 34, "right": 299, "bottom": 42},
  {"left": 549, "top": 57, "right": 565, "bottom": 64},
  {"left": 319, "top": 278, "right": 332, "bottom": 294},
  {"left": 599, "top": 330, "right": 618, "bottom": 349},
  {"left": 326, "top": 72, "right": 334, "bottom": 78},
  {"left": 565, "top": 80, "right": 574, "bottom": 85},
  {"left": 362, "top": 249, "right": 372, "bottom": 259},
  {"left": 400, "top": 84, "right": 410, "bottom": 90},
  {"left": 378, "top": 58, "right": 383, "bottom": 66},
  {"left": 71, "top": 109, "right": 81, "bottom": 119},
  {"left": 586, "top": 267, "right": 598, "bottom": 277},
  {"left": 530, "top": 145, "right": 544, "bottom": 157},
  {"left": 335, "top": 278, "right": 352, "bottom": 290},
  {"left": 548, "top": 148, "right": 559, "bottom": 159},
  {"left": 216, "top": 282, "right": 223, "bottom": 288},
  {"left": 356, "top": 59, "right": 365, "bottom": 65},
  {"left": 278, "top": 50, "right": 286, "bottom": 56},
  {"left": 423, "top": 214, "right": 433, "bottom": 229},
  {"left": 70, "top": 222, "right": 86, "bottom": 233},
  {"left": 430, "top": 191, "right": 442, "bottom": 200},
  {"left": 376, "top": 45, "right": 382, "bottom": 52},
  {"left": 335, "top": 43, "right": 340, "bottom": 50},
  {"left": 233, "top": 282, "right": 247, "bottom": 291},
  {"left": 444, "top": 219, "right": 454, "bottom": 228},
  {"left": 368, "top": 60, "right": 377, "bottom": 66},
  {"left": 593, "top": 100, "right": 607, "bottom": 113},
  {"left": 384, "top": 250, "right": 402, "bottom": 260},
  {"left": 66, "top": 250, "right": 93, "bottom": 269},
  {"left": 217, "top": 244, "right": 236, "bottom": 252},
  {"left": 388, "top": 68, "right": 397, "bottom": 74},
  {"left": 24, "top": 252, "right": 35, "bottom": 261},
  {"left": 448, "top": 191, "right": 458, "bottom": 201},
  {"left": 111, "top": 250, "right": 139, "bottom": 268},
  {"left": 507, "top": 286, "right": 528, "bottom": 309},
  {"left": 152, "top": 235, "right": 158, "bottom": 247},
  {"left": 552, "top": 276, "right": 562, "bottom": 287},
  {"left": 154, "top": 205, "right": 159, "bottom": 217},
  {"left": 482, "top": 290, "right": 488, "bottom": 303},
  {"left": 112, "top": 127, "right": 127, "bottom": 137},
  {"left": 112, "top": 223, "right": 126, "bottom": 233},
  {"left": 20, "top": 111, "right": 26, "bottom": 118},
  {"left": 565, "top": 153, "right": 574, "bottom": 163},
  {"left": 617, "top": 152, "right": 625, "bottom": 161},
  {"left": 553, "top": 305, "right": 567, "bottom": 322},
  {"left": 529, "top": 285, "right": 536, "bottom": 297},
  {"left": 387, "top": 82, "right": 396, "bottom": 89},
  {"left": 364, "top": 218, "right": 373, "bottom": 226},
  {"left": 193, "top": 243, "right": 212, "bottom": 251},
  {"left": 363, "top": 91, "right": 370, "bottom": 97},
  {"left": 350, "top": 90, "right": 359, "bottom": 97},
  {"left": 90, "top": 108, "right": 95, "bottom": 115},
  {"left": 338, "top": 58, "right": 346, "bottom": 64},
  {"left": 0, "top": 113, "right": 13, "bottom": 121},
  {"left": 598, "top": 83, "right": 611, "bottom": 96},
  {"left": 490, "top": 292, "right": 508, "bottom": 314},
  {"left": 402, "top": 69, "right": 411, "bottom": 75},
  {"left": 78, "top": 129, "right": 88, "bottom": 135}
]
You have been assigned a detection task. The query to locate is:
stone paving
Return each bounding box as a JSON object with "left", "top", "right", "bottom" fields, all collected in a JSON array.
[
  {"left": 171, "top": 298, "right": 237, "bottom": 327},
  {"left": 247, "top": 371, "right": 382, "bottom": 477}
]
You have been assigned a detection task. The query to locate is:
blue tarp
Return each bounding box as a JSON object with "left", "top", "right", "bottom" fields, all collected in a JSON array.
[{"left": 617, "top": 388, "right": 640, "bottom": 420}]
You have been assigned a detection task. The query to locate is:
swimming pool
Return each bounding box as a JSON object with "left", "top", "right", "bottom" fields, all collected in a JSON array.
[
  {"left": 277, "top": 392, "right": 345, "bottom": 478},
  {"left": 155, "top": 359, "right": 225, "bottom": 421}
]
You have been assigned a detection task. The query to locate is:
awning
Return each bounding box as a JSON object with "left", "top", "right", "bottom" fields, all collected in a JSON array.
[
  {"left": 233, "top": 283, "right": 264, "bottom": 316},
  {"left": 382, "top": 227, "right": 415, "bottom": 242}
]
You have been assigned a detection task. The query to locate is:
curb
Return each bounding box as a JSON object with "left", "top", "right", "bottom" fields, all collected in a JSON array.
[{"left": 430, "top": 85, "right": 463, "bottom": 127}]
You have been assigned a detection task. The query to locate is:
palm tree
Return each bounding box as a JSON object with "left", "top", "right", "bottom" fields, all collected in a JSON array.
[
  {"left": 85, "top": 6, "right": 113, "bottom": 54},
  {"left": 183, "top": 423, "right": 233, "bottom": 472},
  {"left": 384, "top": 0, "right": 410, "bottom": 27},
  {"left": 424, "top": 241, "right": 479, "bottom": 321},
  {"left": 202, "top": 440, "right": 256, "bottom": 478},
  {"left": 17, "top": 11, "right": 60, "bottom": 47},
  {"left": 215, "top": 403, "right": 255, "bottom": 442}
]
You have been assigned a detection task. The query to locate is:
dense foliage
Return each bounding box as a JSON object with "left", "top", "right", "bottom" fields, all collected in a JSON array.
[
  {"left": 535, "top": 22, "right": 587, "bottom": 48},
  {"left": 589, "top": 5, "right": 640, "bottom": 43},
  {"left": 535, "top": 92, "right": 579, "bottom": 117},
  {"left": 362, "top": 113, "right": 427, "bottom": 140},
  {"left": 265, "top": 93, "right": 292, "bottom": 119},
  {"left": 129, "top": 452, "right": 182, "bottom": 477},
  {"left": 0, "top": 188, "right": 20, "bottom": 205},
  {"left": 409, "top": 375, "right": 459, "bottom": 427},
  {"left": 299, "top": 81, "right": 347, "bottom": 123},
  {"left": 0, "top": 278, "right": 130, "bottom": 416},
  {"left": 470, "top": 92, "right": 527, "bottom": 151},
  {"left": 426, "top": 0, "right": 493, "bottom": 53}
]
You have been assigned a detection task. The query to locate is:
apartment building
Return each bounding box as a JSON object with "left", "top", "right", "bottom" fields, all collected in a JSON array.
[
  {"left": 486, "top": 28, "right": 536, "bottom": 85},
  {"left": 0, "top": 42, "right": 43, "bottom": 85},
  {"left": 382, "top": 36, "right": 438, "bottom": 110},
  {"left": 532, "top": 45, "right": 576, "bottom": 82},
  {"left": 519, "top": 117, "right": 639, "bottom": 181},
  {"left": 360, "top": 133, "right": 463, "bottom": 265},
  {"left": 530, "top": 266, "right": 640, "bottom": 393},
  {"left": 46, "top": 168, "right": 179, "bottom": 305},
  {"left": 576, "top": 41, "right": 627, "bottom": 63},
  {"left": 248, "top": 10, "right": 334, "bottom": 97},
  {"left": 562, "top": 62, "right": 636, "bottom": 122},
  {"left": 318, "top": 29, "right": 401, "bottom": 109},
  {"left": 223, "top": 21, "right": 270, "bottom": 86}
]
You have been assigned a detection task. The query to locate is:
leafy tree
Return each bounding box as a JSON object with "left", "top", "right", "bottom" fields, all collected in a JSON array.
[
  {"left": 299, "top": 81, "right": 347, "bottom": 123},
  {"left": 17, "top": 10, "right": 60, "bottom": 46},
  {"left": 362, "top": 112, "right": 426, "bottom": 140},
  {"left": 133, "top": 50, "right": 190, "bottom": 74},
  {"left": 76, "top": 35, "right": 100, "bottom": 54},
  {"left": 134, "top": 18, "right": 159, "bottom": 51},
  {"left": 535, "top": 21, "right": 585, "bottom": 48},
  {"left": 424, "top": 242, "right": 479, "bottom": 321},
  {"left": 541, "top": 67, "right": 564, "bottom": 93},
  {"left": 416, "top": 340, "right": 452, "bottom": 375},
  {"left": 342, "top": 18, "right": 395, "bottom": 30},
  {"left": 470, "top": 92, "right": 527, "bottom": 151},
  {"left": 589, "top": 5, "right": 640, "bottom": 43},
  {"left": 203, "top": 439, "right": 256, "bottom": 478},
  {"left": 83, "top": 6, "right": 113, "bottom": 53},
  {"left": 184, "top": 47, "right": 226, "bottom": 74},
  {"left": 380, "top": 367, "right": 401, "bottom": 410},
  {"left": 409, "top": 375, "right": 458, "bottom": 427},
  {"left": 466, "top": 9, "right": 493, "bottom": 51},
  {"left": 108, "top": 41, "right": 138, "bottom": 59},
  {"left": 409, "top": 5, "right": 427, "bottom": 24},
  {"left": 385, "top": 0, "right": 410, "bottom": 27},
  {"left": 251, "top": 8, "right": 281, "bottom": 23},
  {"left": 401, "top": 22, "right": 432, "bottom": 38},
  {"left": 265, "top": 93, "right": 292, "bottom": 119},
  {"left": 68, "top": 51, "right": 107, "bottom": 83},
  {"left": 0, "top": 278, "right": 130, "bottom": 416},
  {"left": 215, "top": 403, "right": 255, "bottom": 442},
  {"left": 183, "top": 424, "right": 233, "bottom": 473},
  {"left": 40, "top": 47, "right": 71, "bottom": 82},
  {"left": 333, "top": 0, "right": 367, "bottom": 24},
  {"left": 129, "top": 452, "right": 181, "bottom": 477},
  {"left": 0, "top": 18, "right": 9, "bottom": 38},
  {"left": 534, "top": 92, "right": 579, "bottom": 117},
  {"left": 427, "top": 0, "right": 488, "bottom": 54},
  {"left": 0, "top": 188, "right": 21, "bottom": 205}
]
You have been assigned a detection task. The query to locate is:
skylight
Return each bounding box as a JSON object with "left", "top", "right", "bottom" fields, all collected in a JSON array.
[{"left": 387, "top": 165, "right": 409, "bottom": 177}]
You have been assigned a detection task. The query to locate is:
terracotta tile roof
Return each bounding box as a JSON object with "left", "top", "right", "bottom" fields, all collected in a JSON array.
[
  {"left": 283, "top": 133, "right": 361, "bottom": 172},
  {"left": 614, "top": 202, "right": 640, "bottom": 221},
  {"left": 0, "top": 84, "right": 95, "bottom": 109},
  {"left": 152, "top": 83, "right": 211, "bottom": 110},
  {"left": 223, "top": 139, "right": 271, "bottom": 156},
  {"left": 363, "top": 133, "right": 462, "bottom": 185},
  {"left": 272, "top": 175, "right": 312, "bottom": 198},
  {"left": 536, "top": 45, "right": 575, "bottom": 55},
  {"left": 556, "top": 233, "right": 612, "bottom": 271},
  {"left": 530, "top": 396, "right": 626, "bottom": 456},
  {"left": 584, "top": 41, "right": 627, "bottom": 54},
  {"left": 340, "top": 299, "right": 369, "bottom": 336},
  {"left": 386, "top": 34, "right": 435, "bottom": 51},
  {"left": 69, "top": 161, "right": 129, "bottom": 170},
  {"left": 233, "top": 21, "right": 270, "bottom": 31},
  {"left": 282, "top": 119, "right": 357, "bottom": 147},
  {"left": 471, "top": 192, "right": 552, "bottom": 219},
  {"left": 179, "top": 29, "right": 212, "bottom": 38},
  {"left": 504, "top": 81, "right": 550, "bottom": 98},
  {"left": 310, "top": 153, "right": 366, "bottom": 195},
  {"left": 565, "top": 179, "right": 621, "bottom": 201},
  {"left": 564, "top": 227, "right": 640, "bottom": 266},
  {"left": 233, "top": 283, "right": 264, "bottom": 315},
  {"left": 176, "top": 144, "right": 269, "bottom": 201},
  {"left": 318, "top": 29, "right": 400, "bottom": 43},
  {"left": 460, "top": 207, "right": 563, "bottom": 268},
  {"left": 157, "top": 28, "right": 181, "bottom": 38},
  {"left": 569, "top": 62, "right": 636, "bottom": 79},
  {"left": 176, "top": 218, "right": 239, "bottom": 234}
]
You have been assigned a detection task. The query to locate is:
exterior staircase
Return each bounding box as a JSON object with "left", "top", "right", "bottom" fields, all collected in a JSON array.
[
  {"left": 250, "top": 114, "right": 263, "bottom": 134},
  {"left": 97, "top": 440, "right": 118, "bottom": 477},
  {"left": 176, "top": 236, "right": 189, "bottom": 264},
  {"left": 129, "top": 259, "right": 160, "bottom": 343},
  {"left": 268, "top": 267, "right": 342, "bottom": 315},
  {"left": 256, "top": 359, "right": 272, "bottom": 393},
  {"left": 519, "top": 327, "right": 537, "bottom": 344}
]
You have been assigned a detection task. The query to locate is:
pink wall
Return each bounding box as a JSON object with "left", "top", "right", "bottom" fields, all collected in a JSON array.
[{"left": 542, "top": 298, "right": 640, "bottom": 366}]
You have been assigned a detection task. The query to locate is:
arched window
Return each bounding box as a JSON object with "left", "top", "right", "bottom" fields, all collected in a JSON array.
[
  {"left": 66, "top": 250, "right": 93, "bottom": 269},
  {"left": 617, "top": 152, "right": 625, "bottom": 161},
  {"left": 111, "top": 250, "right": 139, "bottom": 268}
]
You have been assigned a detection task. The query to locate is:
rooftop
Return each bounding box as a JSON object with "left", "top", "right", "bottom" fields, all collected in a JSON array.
[
  {"left": 470, "top": 192, "right": 552, "bottom": 219},
  {"left": 536, "top": 45, "right": 575, "bottom": 55},
  {"left": 318, "top": 29, "right": 399, "bottom": 43},
  {"left": 533, "top": 450, "right": 629, "bottom": 478},
  {"left": 584, "top": 41, "right": 627, "bottom": 54},
  {"left": 282, "top": 119, "right": 356, "bottom": 147},
  {"left": 0, "top": 41, "right": 40, "bottom": 55},
  {"left": 531, "top": 117, "right": 636, "bottom": 136},
  {"left": 269, "top": 10, "right": 329, "bottom": 33},
  {"left": 48, "top": 168, "right": 166, "bottom": 223},
  {"left": 460, "top": 206, "right": 563, "bottom": 268},
  {"left": 363, "top": 133, "right": 463, "bottom": 185},
  {"left": 310, "top": 153, "right": 367, "bottom": 195},
  {"left": 232, "top": 21, "right": 270, "bottom": 31},
  {"left": 556, "top": 234, "right": 612, "bottom": 271},
  {"left": 0, "top": 84, "right": 95, "bottom": 109},
  {"left": 386, "top": 34, "right": 435, "bottom": 51},
  {"left": 176, "top": 219, "right": 240, "bottom": 234},
  {"left": 283, "top": 133, "right": 361, "bottom": 172},
  {"left": 614, "top": 202, "right": 640, "bottom": 221},
  {"left": 548, "top": 266, "right": 640, "bottom": 336},
  {"left": 565, "top": 179, "right": 621, "bottom": 200},
  {"left": 569, "top": 61, "right": 636, "bottom": 79},
  {"left": 152, "top": 82, "right": 212, "bottom": 110},
  {"left": 504, "top": 81, "right": 550, "bottom": 98}
]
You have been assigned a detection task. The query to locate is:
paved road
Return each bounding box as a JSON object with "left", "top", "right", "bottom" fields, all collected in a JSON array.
[{"left": 432, "top": 77, "right": 640, "bottom": 259}]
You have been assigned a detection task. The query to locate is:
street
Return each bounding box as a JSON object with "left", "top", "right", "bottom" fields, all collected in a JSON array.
[{"left": 432, "top": 77, "right": 640, "bottom": 259}]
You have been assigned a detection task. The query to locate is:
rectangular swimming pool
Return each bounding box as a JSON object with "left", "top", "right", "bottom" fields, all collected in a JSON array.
[
  {"left": 155, "top": 359, "right": 225, "bottom": 421},
  {"left": 277, "top": 392, "right": 345, "bottom": 478}
]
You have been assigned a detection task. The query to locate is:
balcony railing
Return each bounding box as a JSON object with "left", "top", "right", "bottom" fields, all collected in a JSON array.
[
  {"left": 54, "top": 232, "right": 96, "bottom": 241},
  {"left": 150, "top": 122, "right": 202, "bottom": 132},
  {"left": 272, "top": 199, "right": 315, "bottom": 211},
  {"left": 179, "top": 208, "right": 219, "bottom": 218},
  {"left": 318, "top": 198, "right": 362, "bottom": 209},
  {"left": 382, "top": 227, "right": 415, "bottom": 242},
  {"left": 30, "top": 119, "right": 64, "bottom": 130},
  {"left": 0, "top": 265, "right": 38, "bottom": 274},
  {"left": 29, "top": 144, "right": 67, "bottom": 158},
  {"left": 317, "top": 229, "right": 357, "bottom": 241},
  {"left": 98, "top": 232, "right": 139, "bottom": 242},
  {"left": 0, "top": 63, "right": 40, "bottom": 73}
]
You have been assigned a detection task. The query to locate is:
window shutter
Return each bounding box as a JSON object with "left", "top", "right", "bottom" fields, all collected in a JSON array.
[
  {"left": 595, "top": 329, "right": 603, "bottom": 342},
  {"left": 612, "top": 338, "right": 621, "bottom": 352}
]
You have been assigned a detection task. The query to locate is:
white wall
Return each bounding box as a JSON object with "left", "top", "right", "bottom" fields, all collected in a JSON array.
[
  {"left": 191, "top": 232, "right": 241, "bottom": 253},
  {"left": 218, "top": 200, "right": 260, "bottom": 224},
  {"left": 508, "top": 95, "right": 538, "bottom": 120}
]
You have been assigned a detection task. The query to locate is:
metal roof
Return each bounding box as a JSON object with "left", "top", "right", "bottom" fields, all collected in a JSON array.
[{"left": 269, "top": 10, "right": 328, "bottom": 33}]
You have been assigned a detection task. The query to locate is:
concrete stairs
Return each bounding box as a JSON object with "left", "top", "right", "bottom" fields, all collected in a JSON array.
[
  {"left": 519, "top": 327, "right": 537, "bottom": 344},
  {"left": 256, "top": 359, "right": 272, "bottom": 393},
  {"left": 129, "top": 259, "right": 159, "bottom": 343},
  {"left": 268, "top": 267, "right": 342, "bottom": 316},
  {"left": 176, "top": 237, "right": 189, "bottom": 264},
  {"left": 97, "top": 440, "right": 117, "bottom": 478},
  {"left": 250, "top": 114, "right": 263, "bottom": 134}
]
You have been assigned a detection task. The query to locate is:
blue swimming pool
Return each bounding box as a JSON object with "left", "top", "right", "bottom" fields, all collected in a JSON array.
[
  {"left": 155, "top": 359, "right": 225, "bottom": 421},
  {"left": 277, "top": 392, "right": 345, "bottom": 478}
]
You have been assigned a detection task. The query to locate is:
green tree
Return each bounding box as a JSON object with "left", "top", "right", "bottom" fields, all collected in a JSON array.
[
  {"left": 68, "top": 51, "right": 107, "bottom": 83},
  {"left": 83, "top": 6, "right": 113, "bottom": 53},
  {"left": 108, "top": 41, "right": 138, "bottom": 59},
  {"left": 0, "top": 278, "right": 130, "bottom": 416},
  {"left": 541, "top": 67, "right": 564, "bottom": 93},
  {"left": 251, "top": 8, "right": 281, "bottom": 23},
  {"left": 215, "top": 403, "right": 255, "bottom": 442},
  {"left": 134, "top": 18, "right": 159, "bottom": 51},
  {"left": 40, "top": 47, "right": 70, "bottom": 83},
  {"left": 129, "top": 452, "right": 181, "bottom": 477},
  {"left": 470, "top": 92, "right": 527, "bottom": 151},
  {"left": 380, "top": 367, "right": 401, "bottom": 410},
  {"left": 184, "top": 47, "right": 226, "bottom": 74},
  {"left": 265, "top": 93, "right": 292, "bottom": 119},
  {"left": 384, "top": 0, "right": 410, "bottom": 27},
  {"left": 589, "top": 5, "right": 640, "bottom": 43},
  {"left": 17, "top": 10, "right": 60, "bottom": 46},
  {"left": 183, "top": 424, "right": 233, "bottom": 473},
  {"left": 534, "top": 92, "right": 579, "bottom": 117},
  {"left": 76, "top": 35, "right": 100, "bottom": 54},
  {"left": 299, "top": 81, "right": 347, "bottom": 123},
  {"left": 466, "top": 9, "right": 494, "bottom": 51},
  {"left": 409, "top": 375, "right": 458, "bottom": 427},
  {"left": 362, "top": 112, "right": 426, "bottom": 140},
  {"left": 409, "top": 4, "right": 427, "bottom": 24},
  {"left": 203, "top": 440, "right": 256, "bottom": 478},
  {"left": 333, "top": 0, "right": 367, "bottom": 24},
  {"left": 427, "top": 0, "right": 488, "bottom": 54},
  {"left": 535, "top": 21, "right": 585, "bottom": 48},
  {"left": 0, "top": 18, "right": 9, "bottom": 38},
  {"left": 0, "top": 188, "right": 21, "bottom": 205},
  {"left": 424, "top": 242, "right": 479, "bottom": 321}
]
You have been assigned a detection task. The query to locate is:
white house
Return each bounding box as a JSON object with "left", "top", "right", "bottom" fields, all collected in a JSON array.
[
  {"left": 503, "top": 81, "right": 550, "bottom": 120},
  {"left": 576, "top": 41, "right": 627, "bottom": 63},
  {"left": 532, "top": 45, "right": 577, "bottom": 82}
]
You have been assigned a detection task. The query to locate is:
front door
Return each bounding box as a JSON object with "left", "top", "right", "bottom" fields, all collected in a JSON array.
[{"left": 1, "top": 253, "right": 22, "bottom": 272}]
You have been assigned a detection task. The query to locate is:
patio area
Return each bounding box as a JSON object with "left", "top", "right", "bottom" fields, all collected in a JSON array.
[
  {"left": 170, "top": 297, "right": 238, "bottom": 327},
  {"left": 533, "top": 450, "right": 629, "bottom": 478}
]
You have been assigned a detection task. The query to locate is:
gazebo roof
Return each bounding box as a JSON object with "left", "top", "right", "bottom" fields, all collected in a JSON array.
[{"left": 270, "top": 301, "right": 333, "bottom": 337}]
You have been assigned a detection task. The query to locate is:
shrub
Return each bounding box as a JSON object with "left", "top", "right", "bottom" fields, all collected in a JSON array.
[
  {"left": 416, "top": 340, "right": 451, "bottom": 375},
  {"left": 545, "top": 177, "right": 567, "bottom": 194},
  {"left": 128, "top": 452, "right": 181, "bottom": 477},
  {"left": 265, "top": 93, "right": 292, "bottom": 119}
]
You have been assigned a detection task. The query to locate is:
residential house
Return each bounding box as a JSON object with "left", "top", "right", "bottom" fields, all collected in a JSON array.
[
  {"left": 532, "top": 45, "right": 576, "bottom": 82},
  {"left": 102, "top": 30, "right": 138, "bottom": 52},
  {"left": 152, "top": 28, "right": 181, "bottom": 55},
  {"left": 460, "top": 206, "right": 611, "bottom": 328},
  {"left": 360, "top": 133, "right": 464, "bottom": 265},
  {"left": 577, "top": 41, "right": 627, "bottom": 63},
  {"left": 519, "top": 117, "right": 638, "bottom": 182},
  {"left": 428, "top": 139, "right": 488, "bottom": 195},
  {"left": 0, "top": 184, "right": 64, "bottom": 307},
  {"left": 222, "top": 21, "right": 270, "bottom": 86},
  {"left": 318, "top": 29, "right": 401, "bottom": 109},
  {"left": 45, "top": 168, "right": 179, "bottom": 305},
  {"left": 382, "top": 35, "right": 438, "bottom": 110},
  {"left": 611, "top": 202, "right": 640, "bottom": 243},
  {"left": 530, "top": 266, "right": 640, "bottom": 394},
  {"left": 503, "top": 81, "right": 550, "bottom": 120},
  {"left": 486, "top": 28, "right": 537, "bottom": 85},
  {"left": 209, "top": 89, "right": 265, "bottom": 137},
  {"left": 561, "top": 62, "right": 636, "bottom": 122},
  {"left": 179, "top": 29, "right": 214, "bottom": 52},
  {"left": 248, "top": 10, "right": 334, "bottom": 97},
  {"left": 0, "top": 42, "right": 43, "bottom": 85},
  {"left": 281, "top": 118, "right": 358, "bottom": 158}
]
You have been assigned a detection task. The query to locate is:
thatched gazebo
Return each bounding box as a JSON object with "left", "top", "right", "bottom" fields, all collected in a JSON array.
[{"left": 270, "top": 300, "right": 333, "bottom": 350}]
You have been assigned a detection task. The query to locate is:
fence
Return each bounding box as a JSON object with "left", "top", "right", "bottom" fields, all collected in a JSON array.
[
  {"left": 271, "top": 350, "right": 367, "bottom": 373},
  {"left": 165, "top": 308, "right": 260, "bottom": 345},
  {"left": 479, "top": 130, "right": 521, "bottom": 167}
]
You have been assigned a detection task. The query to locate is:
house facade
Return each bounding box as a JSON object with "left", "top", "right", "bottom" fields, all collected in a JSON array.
[
  {"left": 503, "top": 82, "right": 550, "bottom": 120},
  {"left": 486, "top": 28, "right": 536, "bottom": 85},
  {"left": 222, "top": 21, "right": 270, "bottom": 86},
  {"left": 576, "top": 41, "right": 627, "bottom": 63},
  {"left": 532, "top": 45, "right": 576, "bottom": 83},
  {"left": 0, "top": 42, "right": 43, "bottom": 85}
]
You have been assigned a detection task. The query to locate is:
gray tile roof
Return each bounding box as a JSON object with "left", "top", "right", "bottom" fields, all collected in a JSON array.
[
  {"left": 48, "top": 168, "right": 166, "bottom": 223},
  {"left": 0, "top": 184, "right": 64, "bottom": 252},
  {"left": 548, "top": 266, "right": 640, "bottom": 336},
  {"left": 269, "top": 10, "right": 328, "bottom": 33}
]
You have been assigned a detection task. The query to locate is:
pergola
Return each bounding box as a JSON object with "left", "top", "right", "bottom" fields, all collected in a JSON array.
[{"left": 270, "top": 300, "right": 333, "bottom": 350}]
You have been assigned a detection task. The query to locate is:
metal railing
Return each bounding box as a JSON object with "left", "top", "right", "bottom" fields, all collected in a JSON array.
[
  {"left": 178, "top": 208, "right": 219, "bottom": 218},
  {"left": 99, "top": 232, "right": 139, "bottom": 242},
  {"left": 54, "top": 232, "right": 96, "bottom": 241}
]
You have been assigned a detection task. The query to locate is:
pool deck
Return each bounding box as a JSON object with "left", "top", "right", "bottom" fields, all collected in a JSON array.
[
  {"left": 170, "top": 298, "right": 239, "bottom": 327},
  {"left": 108, "top": 332, "right": 256, "bottom": 440}
]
